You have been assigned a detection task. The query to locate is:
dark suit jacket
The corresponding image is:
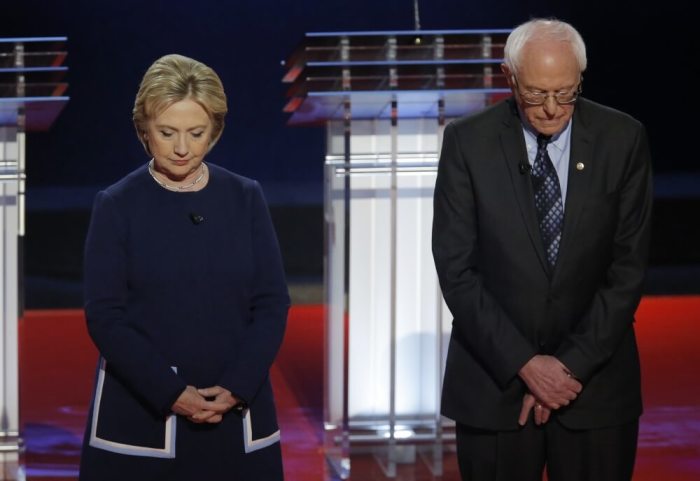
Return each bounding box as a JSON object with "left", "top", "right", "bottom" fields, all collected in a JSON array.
[
  {"left": 80, "top": 164, "right": 288, "bottom": 479},
  {"left": 432, "top": 97, "right": 652, "bottom": 431}
]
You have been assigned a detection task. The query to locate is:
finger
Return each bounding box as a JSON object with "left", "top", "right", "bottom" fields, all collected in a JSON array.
[
  {"left": 563, "top": 377, "right": 583, "bottom": 392},
  {"left": 214, "top": 391, "right": 235, "bottom": 404},
  {"left": 549, "top": 389, "right": 578, "bottom": 406},
  {"left": 541, "top": 408, "right": 551, "bottom": 424},
  {"left": 563, "top": 383, "right": 582, "bottom": 396},
  {"left": 562, "top": 368, "right": 582, "bottom": 388},
  {"left": 519, "top": 395, "right": 535, "bottom": 426},
  {"left": 198, "top": 386, "right": 225, "bottom": 397},
  {"left": 197, "top": 411, "right": 223, "bottom": 423},
  {"left": 536, "top": 404, "right": 552, "bottom": 425},
  {"left": 518, "top": 404, "right": 531, "bottom": 426},
  {"left": 190, "top": 409, "right": 218, "bottom": 422},
  {"left": 188, "top": 415, "right": 205, "bottom": 424},
  {"left": 558, "top": 387, "right": 580, "bottom": 403},
  {"left": 205, "top": 414, "right": 223, "bottom": 424},
  {"left": 202, "top": 400, "right": 234, "bottom": 413}
]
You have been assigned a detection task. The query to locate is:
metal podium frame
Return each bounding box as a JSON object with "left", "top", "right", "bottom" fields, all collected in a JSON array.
[
  {"left": 283, "top": 29, "right": 510, "bottom": 478},
  {"left": 0, "top": 37, "right": 69, "bottom": 473}
]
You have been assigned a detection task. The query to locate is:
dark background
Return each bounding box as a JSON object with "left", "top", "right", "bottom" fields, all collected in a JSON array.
[{"left": 2, "top": 0, "right": 697, "bottom": 307}]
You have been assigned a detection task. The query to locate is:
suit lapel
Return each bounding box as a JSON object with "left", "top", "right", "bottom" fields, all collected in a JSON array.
[
  {"left": 553, "top": 100, "right": 594, "bottom": 280},
  {"left": 500, "top": 100, "right": 551, "bottom": 276}
]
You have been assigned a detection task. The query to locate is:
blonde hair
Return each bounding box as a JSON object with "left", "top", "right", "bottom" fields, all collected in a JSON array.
[{"left": 133, "top": 54, "right": 227, "bottom": 155}]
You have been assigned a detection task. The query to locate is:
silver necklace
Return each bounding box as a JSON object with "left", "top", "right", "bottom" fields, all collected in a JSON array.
[{"left": 148, "top": 159, "right": 207, "bottom": 192}]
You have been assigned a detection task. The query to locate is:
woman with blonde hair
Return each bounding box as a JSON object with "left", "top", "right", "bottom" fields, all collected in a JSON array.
[{"left": 79, "top": 54, "right": 289, "bottom": 480}]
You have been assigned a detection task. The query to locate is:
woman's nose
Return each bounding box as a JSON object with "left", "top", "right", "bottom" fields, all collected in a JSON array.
[{"left": 173, "top": 135, "right": 188, "bottom": 156}]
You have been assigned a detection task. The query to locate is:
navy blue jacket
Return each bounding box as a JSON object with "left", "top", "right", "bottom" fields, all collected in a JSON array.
[{"left": 79, "top": 163, "right": 289, "bottom": 480}]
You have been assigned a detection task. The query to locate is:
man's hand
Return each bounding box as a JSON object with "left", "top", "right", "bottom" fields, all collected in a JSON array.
[
  {"left": 519, "top": 392, "right": 551, "bottom": 426},
  {"left": 518, "top": 355, "right": 582, "bottom": 409}
]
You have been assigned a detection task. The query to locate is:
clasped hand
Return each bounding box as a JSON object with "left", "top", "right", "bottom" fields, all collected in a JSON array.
[
  {"left": 517, "top": 355, "right": 583, "bottom": 426},
  {"left": 171, "top": 385, "right": 238, "bottom": 424}
]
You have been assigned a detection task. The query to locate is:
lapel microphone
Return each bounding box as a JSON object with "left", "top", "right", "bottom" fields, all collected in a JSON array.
[
  {"left": 519, "top": 161, "right": 531, "bottom": 175},
  {"left": 189, "top": 212, "right": 205, "bottom": 225}
]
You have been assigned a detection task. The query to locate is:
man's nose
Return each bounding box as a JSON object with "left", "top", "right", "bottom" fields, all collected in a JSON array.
[{"left": 543, "top": 96, "right": 558, "bottom": 116}]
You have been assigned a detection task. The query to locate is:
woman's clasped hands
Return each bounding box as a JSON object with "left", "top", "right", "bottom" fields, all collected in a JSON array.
[{"left": 171, "top": 385, "right": 238, "bottom": 424}]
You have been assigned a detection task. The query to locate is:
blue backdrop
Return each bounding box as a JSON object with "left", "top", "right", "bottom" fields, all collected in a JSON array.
[
  {"left": 3, "top": 0, "right": 694, "bottom": 206},
  {"left": 3, "top": 0, "right": 697, "bottom": 305}
]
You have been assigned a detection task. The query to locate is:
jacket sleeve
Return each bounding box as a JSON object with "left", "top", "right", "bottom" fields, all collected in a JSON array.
[
  {"left": 432, "top": 122, "right": 537, "bottom": 388},
  {"left": 556, "top": 124, "right": 653, "bottom": 382},
  {"left": 84, "top": 190, "right": 187, "bottom": 414},
  {"left": 218, "top": 181, "right": 290, "bottom": 402}
]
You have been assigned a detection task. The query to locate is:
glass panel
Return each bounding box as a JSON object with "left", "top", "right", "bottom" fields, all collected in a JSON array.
[
  {"left": 0, "top": 51, "right": 68, "bottom": 69},
  {"left": 283, "top": 30, "right": 512, "bottom": 125},
  {"left": 0, "top": 83, "right": 68, "bottom": 97},
  {"left": 324, "top": 117, "right": 455, "bottom": 478},
  {"left": 0, "top": 126, "right": 21, "bottom": 452}
]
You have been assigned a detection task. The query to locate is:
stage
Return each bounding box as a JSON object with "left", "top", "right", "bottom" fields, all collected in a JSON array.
[{"left": 0, "top": 295, "right": 695, "bottom": 480}]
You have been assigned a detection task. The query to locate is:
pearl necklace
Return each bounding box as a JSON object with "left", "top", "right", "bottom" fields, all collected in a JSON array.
[{"left": 148, "top": 159, "right": 207, "bottom": 192}]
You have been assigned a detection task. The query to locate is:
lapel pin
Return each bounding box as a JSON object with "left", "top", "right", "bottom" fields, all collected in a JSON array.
[{"left": 576, "top": 162, "right": 585, "bottom": 171}]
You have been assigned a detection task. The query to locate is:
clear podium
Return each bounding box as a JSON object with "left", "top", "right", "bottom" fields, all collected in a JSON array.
[
  {"left": 283, "top": 30, "right": 510, "bottom": 478},
  {"left": 0, "top": 37, "right": 69, "bottom": 468}
]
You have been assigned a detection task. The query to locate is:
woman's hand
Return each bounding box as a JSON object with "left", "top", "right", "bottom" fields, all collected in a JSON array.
[
  {"left": 197, "top": 386, "right": 238, "bottom": 415},
  {"left": 171, "top": 385, "right": 234, "bottom": 424},
  {"left": 189, "top": 386, "right": 239, "bottom": 423}
]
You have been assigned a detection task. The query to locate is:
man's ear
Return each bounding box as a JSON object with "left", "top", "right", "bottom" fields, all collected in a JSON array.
[{"left": 501, "top": 63, "right": 514, "bottom": 89}]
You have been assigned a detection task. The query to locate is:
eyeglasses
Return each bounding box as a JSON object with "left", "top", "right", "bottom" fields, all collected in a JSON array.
[{"left": 512, "top": 76, "right": 583, "bottom": 106}]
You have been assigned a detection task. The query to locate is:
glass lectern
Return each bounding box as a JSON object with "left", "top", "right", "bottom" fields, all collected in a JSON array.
[
  {"left": 282, "top": 29, "right": 510, "bottom": 478},
  {"left": 0, "top": 36, "right": 69, "bottom": 475}
]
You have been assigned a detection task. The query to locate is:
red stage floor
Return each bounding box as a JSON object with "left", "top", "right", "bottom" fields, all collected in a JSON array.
[{"left": 10, "top": 296, "right": 700, "bottom": 480}]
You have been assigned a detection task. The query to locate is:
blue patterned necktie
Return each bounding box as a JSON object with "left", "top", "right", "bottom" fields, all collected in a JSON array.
[{"left": 531, "top": 134, "right": 564, "bottom": 267}]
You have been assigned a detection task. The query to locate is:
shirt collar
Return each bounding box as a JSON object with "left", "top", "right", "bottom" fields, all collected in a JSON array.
[
  {"left": 523, "top": 120, "right": 571, "bottom": 154},
  {"left": 516, "top": 105, "right": 572, "bottom": 154}
]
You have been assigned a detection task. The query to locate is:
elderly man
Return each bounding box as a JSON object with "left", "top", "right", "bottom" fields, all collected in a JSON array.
[{"left": 432, "top": 18, "right": 652, "bottom": 481}]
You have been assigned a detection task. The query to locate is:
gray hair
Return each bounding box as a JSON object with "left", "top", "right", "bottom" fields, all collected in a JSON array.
[{"left": 503, "top": 19, "right": 587, "bottom": 75}]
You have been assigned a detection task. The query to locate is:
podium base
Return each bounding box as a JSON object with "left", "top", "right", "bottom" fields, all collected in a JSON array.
[{"left": 0, "top": 442, "right": 25, "bottom": 481}]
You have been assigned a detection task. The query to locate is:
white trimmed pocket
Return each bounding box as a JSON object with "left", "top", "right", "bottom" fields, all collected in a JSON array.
[
  {"left": 89, "top": 358, "right": 177, "bottom": 458},
  {"left": 242, "top": 409, "right": 280, "bottom": 453}
]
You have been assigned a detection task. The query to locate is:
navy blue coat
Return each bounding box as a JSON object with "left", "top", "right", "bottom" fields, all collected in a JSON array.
[{"left": 79, "top": 163, "right": 290, "bottom": 480}]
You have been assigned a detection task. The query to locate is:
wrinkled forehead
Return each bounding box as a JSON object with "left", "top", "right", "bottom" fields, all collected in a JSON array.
[
  {"left": 516, "top": 42, "right": 580, "bottom": 83},
  {"left": 523, "top": 40, "right": 579, "bottom": 66}
]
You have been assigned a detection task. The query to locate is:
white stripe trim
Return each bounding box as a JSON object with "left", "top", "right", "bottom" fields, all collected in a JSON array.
[
  {"left": 89, "top": 359, "right": 177, "bottom": 458},
  {"left": 242, "top": 410, "right": 280, "bottom": 453}
]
